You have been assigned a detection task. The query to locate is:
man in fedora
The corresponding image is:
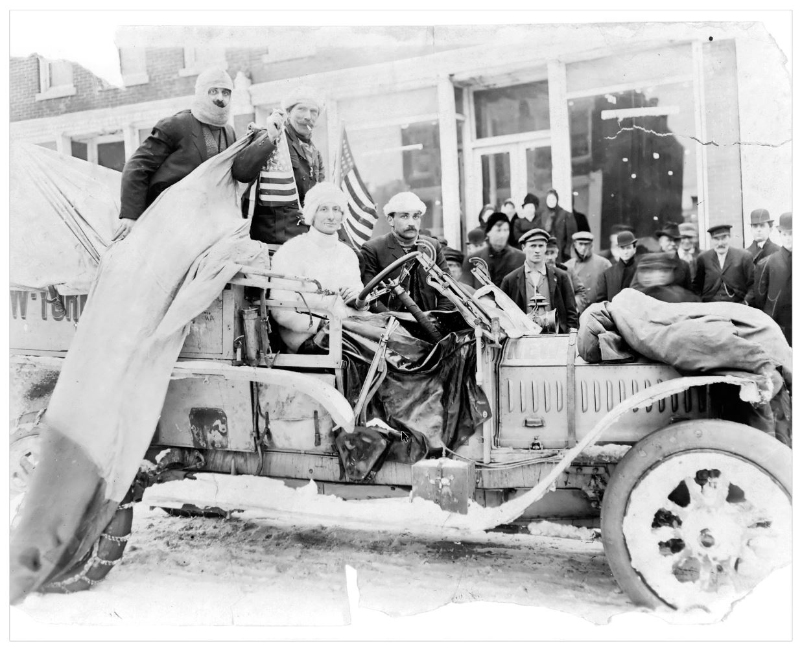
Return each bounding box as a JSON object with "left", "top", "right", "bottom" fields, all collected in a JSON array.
[
  {"left": 565, "top": 231, "right": 611, "bottom": 307},
  {"left": 500, "top": 228, "right": 577, "bottom": 332},
  {"left": 654, "top": 222, "right": 693, "bottom": 290},
  {"left": 746, "top": 208, "right": 781, "bottom": 265},
  {"left": 233, "top": 85, "right": 326, "bottom": 245},
  {"left": 692, "top": 224, "right": 755, "bottom": 304},
  {"left": 594, "top": 230, "right": 639, "bottom": 303},
  {"left": 755, "top": 212, "right": 792, "bottom": 345}
]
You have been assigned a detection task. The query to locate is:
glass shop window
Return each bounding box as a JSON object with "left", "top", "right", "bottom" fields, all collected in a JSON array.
[
  {"left": 567, "top": 47, "right": 698, "bottom": 254},
  {"left": 474, "top": 80, "right": 550, "bottom": 139}
]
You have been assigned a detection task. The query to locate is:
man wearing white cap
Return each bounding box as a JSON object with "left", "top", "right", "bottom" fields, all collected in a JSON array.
[
  {"left": 564, "top": 231, "right": 610, "bottom": 307},
  {"left": 233, "top": 85, "right": 326, "bottom": 245},
  {"left": 115, "top": 67, "right": 236, "bottom": 241},
  {"left": 360, "top": 191, "right": 452, "bottom": 312}
]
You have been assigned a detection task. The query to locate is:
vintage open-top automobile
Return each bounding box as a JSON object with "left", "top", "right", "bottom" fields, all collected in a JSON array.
[{"left": 10, "top": 241, "right": 792, "bottom": 613}]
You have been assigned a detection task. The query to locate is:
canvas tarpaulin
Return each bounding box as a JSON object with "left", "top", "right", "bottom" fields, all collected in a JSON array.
[
  {"left": 9, "top": 143, "right": 121, "bottom": 294},
  {"left": 10, "top": 136, "right": 271, "bottom": 603}
]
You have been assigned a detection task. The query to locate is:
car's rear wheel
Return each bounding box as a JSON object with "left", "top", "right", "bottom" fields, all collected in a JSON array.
[
  {"left": 601, "top": 419, "right": 792, "bottom": 612},
  {"left": 10, "top": 422, "right": 134, "bottom": 593}
]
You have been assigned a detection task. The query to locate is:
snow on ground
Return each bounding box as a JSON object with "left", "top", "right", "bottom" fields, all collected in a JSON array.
[{"left": 11, "top": 475, "right": 793, "bottom": 641}]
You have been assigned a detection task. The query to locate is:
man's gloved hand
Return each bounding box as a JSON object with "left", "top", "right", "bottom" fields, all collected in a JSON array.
[{"left": 112, "top": 218, "right": 136, "bottom": 242}]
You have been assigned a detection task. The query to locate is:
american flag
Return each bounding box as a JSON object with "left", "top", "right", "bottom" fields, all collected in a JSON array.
[
  {"left": 257, "top": 131, "right": 300, "bottom": 208},
  {"left": 336, "top": 129, "right": 379, "bottom": 248}
]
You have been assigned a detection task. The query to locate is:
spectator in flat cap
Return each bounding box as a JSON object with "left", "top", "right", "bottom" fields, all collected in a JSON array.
[
  {"left": 746, "top": 208, "right": 781, "bottom": 265},
  {"left": 443, "top": 246, "right": 476, "bottom": 296},
  {"left": 755, "top": 212, "right": 792, "bottom": 345},
  {"left": 654, "top": 223, "right": 693, "bottom": 291},
  {"left": 500, "top": 228, "right": 578, "bottom": 332},
  {"left": 631, "top": 252, "right": 700, "bottom": 304},
  {"left": 360, "top": 191, "right": 453, "bottom": 313},
  {"left": 115, "top": 67, "right": 237, "bottom": 241},
  {"left": 692, "top": 224, "right": 755, "bottom": 305},
  {"left": 534, "top": 189, "right": 578, "bottom": 263},
  {"left": 510, "top": 193, "right": 539, "bottom": 250},
  {"left": 564, "top": 231, "right": 611, "bottom": 310},
  {"left": 594, "top": 230, "right": 640, "bottom": 303},
  {"left": 677, "top": 222, "right": 700, "bottom": 280},
  {"left": 466, "top": 227, "right": 487, "bottom": 256},
  {"left": 233, "top": 85, "right": 326, "bottom": 245},
  {"left": 461, "top": 212, "right": 525, "bottom": 289}
]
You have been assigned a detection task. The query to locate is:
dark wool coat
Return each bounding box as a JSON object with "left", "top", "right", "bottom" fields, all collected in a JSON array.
[
  {"left": 692, "top": 247, "right": 755, "bottom": 305},
  {"left": 755, "top": 247, "right": 792, "bottom": 345},
  {"left": 594, "top": 258, "right": 639, "bottom": 303},
  {"left": 534, "top": 206, "right": 578, "bottom": 263},
  {"left": 499, "top": 264, "right": 578, "bottom": 332},
  {"left": 461, "top": 245, "right": 526, "bottom": 289},
  {"left": 233, "top": 125, "right": 325, "bottom": 245},
  {"left": 747, "top": 238, "right": 781, "bottom": 266},
  {"left": 120, "top": 110, "right": 236, "bottom": 221},
  {"left": 360, "top": 233, "right": 453, "bottom": 312}
]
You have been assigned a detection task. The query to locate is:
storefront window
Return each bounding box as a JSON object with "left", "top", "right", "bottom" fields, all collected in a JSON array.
[
  {"left": 567, "top": 47, "right": 697, "bottom": 252},
  {"left": 474, "top": 80, "right": 549, "bottom": 139},
  {"left": 341, "top": 88, "right": 443, "bottom": 238}
]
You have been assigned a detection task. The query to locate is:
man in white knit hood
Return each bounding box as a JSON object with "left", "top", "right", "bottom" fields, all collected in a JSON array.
[
  {"left": 115, "top": 67, "right": 236, "bottom": 241},
  {"left": 270, "top": 183, "right": 366, "bottom": 352}
]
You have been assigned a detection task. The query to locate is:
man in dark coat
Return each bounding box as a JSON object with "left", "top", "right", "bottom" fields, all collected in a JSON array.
[
  {"left": 746, "top": 208, "right": 781, "bottom": 266},
  {"left": 500, "top": 228, "right": 578, "bottom": 332},
  {"left": 232, "top": 86, "right": 325, "bottom": 245},
  {"left": 654, "top": 222, "right": 693, "bottom": 290},
  {"left": 461, "top": 212, "right": 525, "bottom": 289},
  {"left": 361, "top": 191, "right": 452, "bottom": 312},
  {"left": 594, "top": 230, "right": 639, "bottom": 303},
  {"left": 534, "top": 189, "right": 577, "bottom": 263},
  {"left": 692, "top": 224, "right": 755, "bottom": 305},
  {"left": 755, "top": 212, "right": 792, "bottom": 345},
  {"left": 115, "top": 68, "right": 236, "bottom": 240}
]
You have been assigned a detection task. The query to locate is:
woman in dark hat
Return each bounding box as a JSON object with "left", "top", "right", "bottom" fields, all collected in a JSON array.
[
  {"left": 461, "top": 212, "right": 525, "bottom": 288},
  {"left": 510, "top": 193, "right": 539, "bottom": 249}
]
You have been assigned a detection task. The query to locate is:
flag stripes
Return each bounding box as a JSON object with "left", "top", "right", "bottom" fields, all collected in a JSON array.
[
  {"left": 257, "top": 132, "right": 300, "bottom": 208},
  {"left": 337, "top": 129, "right": 378, "bottom": 248}
]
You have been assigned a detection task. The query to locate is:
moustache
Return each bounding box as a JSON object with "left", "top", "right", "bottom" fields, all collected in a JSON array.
[{"left": 212, "top": 100, "right": 227, "bottom": 108}]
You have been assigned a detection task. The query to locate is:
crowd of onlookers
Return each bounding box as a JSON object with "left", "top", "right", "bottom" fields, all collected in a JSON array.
[{"left": 436, "top": 193, "right": 792, "bottom": 346}]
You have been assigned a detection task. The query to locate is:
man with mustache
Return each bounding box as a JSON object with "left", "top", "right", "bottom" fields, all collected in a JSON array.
[
  {"left": 692, "top": 224, "right": 756, "bottom": 305},
  {"left": 114, "top": 67, "right": 236, "bottom": 241},
  {"left": 755, "top": 212, "right": 792, "bottom": 345},
  {"left": 233, "top": 86, "right": 326, "bottom": 245},
  {"left": 360, "top": 191, "right": 453, "bottom": 313}
]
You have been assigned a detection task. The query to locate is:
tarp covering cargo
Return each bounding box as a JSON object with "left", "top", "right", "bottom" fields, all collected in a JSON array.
[
  {"left": 9, "top": 143, "right": 121, "bottom": 294},
  {"left": 10, "top": 137, "right": 271, "bottom": 603}
]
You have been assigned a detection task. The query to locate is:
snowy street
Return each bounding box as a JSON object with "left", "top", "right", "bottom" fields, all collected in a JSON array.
[{"left": 11, "top": 476, "right": 793, "bottom": 642}]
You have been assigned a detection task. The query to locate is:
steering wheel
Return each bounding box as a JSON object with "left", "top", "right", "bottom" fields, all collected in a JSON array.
[{"left": 356, "top": 251, "right": 441, "bottom": 343}]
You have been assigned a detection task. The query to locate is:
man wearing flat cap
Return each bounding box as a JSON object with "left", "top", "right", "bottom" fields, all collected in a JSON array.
[
  {"left": 755, "top": 212, "right": 792, "bottom": 345},
  {"left": 500, "top": 229, "right": 578, "bottom": 332},
  {"left": 746, "top": 208, "right": 781, "bottom": 265},
  {"left": 360, "top": 191, "right": 453, "bottom": 312},
  {"left": 564, "top": 231, "right": 611, "bottom": 308},
  {"left": 461, "top": 212, "right": 525, "bottom": 289},
  {"left": 115, "top": 67, "right": 237, "bottom": 241},
  {"left": 654, "top": 222, "right": 693, "bottom": 291},
  {"left": 677, "top": 222, "right": 700, "bottom": 280},
  {"left": 594, "top": 230, "right": 640, "bottom": 303},
  {"left": 692, "top": 224, "right": 755, "bottom": 304},
  {"left": 233, "top": 85, "right": 326, "bottom": 245},
  {"left": 545, "top": 237, "right": 589, "bottom": 313}
]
